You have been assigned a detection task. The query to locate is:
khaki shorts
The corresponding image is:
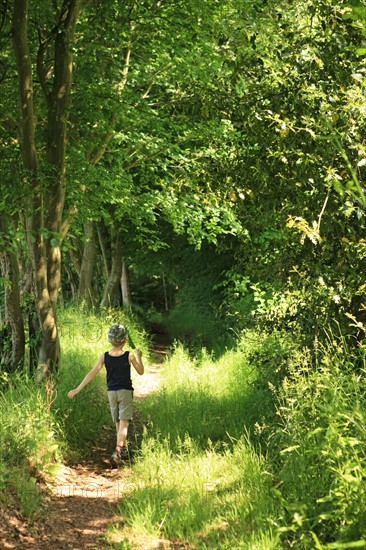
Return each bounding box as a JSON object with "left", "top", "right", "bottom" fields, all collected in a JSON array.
[{"left": 107, "top": 389, "right": 133, "bottom": 422}]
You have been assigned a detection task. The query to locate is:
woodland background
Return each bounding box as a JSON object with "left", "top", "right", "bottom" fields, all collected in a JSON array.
[{"left": 1, "top": 1, "right": 366, "bottom": 548}]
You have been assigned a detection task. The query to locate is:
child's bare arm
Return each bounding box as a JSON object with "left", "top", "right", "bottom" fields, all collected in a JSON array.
[
  {"left": 130, "top": 350, "right": 144, "bottom": 375},
  {"left": 68, "top": 354, "right": 104, "bottom": 398}
]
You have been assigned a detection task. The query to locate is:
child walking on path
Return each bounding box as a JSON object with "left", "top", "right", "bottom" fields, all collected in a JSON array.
[{"left": 68, "top": 324, "right": 144, "bottom": 467}]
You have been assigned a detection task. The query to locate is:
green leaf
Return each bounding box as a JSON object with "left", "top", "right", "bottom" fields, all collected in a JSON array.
[
  {"left": 280, "top": 445, "right": 300, "bottom": 454},
  {"left": 325, "top": 541, "right": 366, "bottom": 549}
]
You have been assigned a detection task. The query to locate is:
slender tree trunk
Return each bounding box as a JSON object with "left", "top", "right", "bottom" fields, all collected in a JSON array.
[
  {"left": 0, "top": 214, "right": 25, "bottom": 371},
  {"left": 100, "top": 226, "right": 123, "bottom": 308},
  {"left": 45, "top": 2, "right": 80, "bottom": 303},
  {"left": 12, "top": 0, "right": 46, "bottom": 376},
  {"left": 65, "top": 263, "right": 78, "bottom": 301},
  {"left": 28, "top": 304, "right": 40, "bottom": 375},
  {"left": 79, "top": 221, "right": 96, "bottom": 307},
  {"left": 69, "top": 248, "right": 81, "bottom": 278},
  {"left": 42, "top": 0, "right": 80, "bottom": 375},
  {"left": 97, "top": 223, "right": 110, "bottom": 281},
  {"left": 77, "top": 128, "right": 116, "bottom": 305},
  {"left": 162, "top": 272, "right": 169, "bottom": 311},
  {"left": 121, "top": 260, "right": 132, "bottom": 307},
  {"left": 79, "top": 41, "right": 132, "bottom": 307}
]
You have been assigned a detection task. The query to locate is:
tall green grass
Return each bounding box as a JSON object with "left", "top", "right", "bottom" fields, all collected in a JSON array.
[
  {"left": 118, "top": 436, "right": 279, "bottom": 549},
  {"left": 136, "top": 342, "right": 277, "bottom": 451},
  {"left": 109, "top": 329, "right": 366, "bottom": 549},
  {"left": 0, "top": 372, "right": 62, "bottom": 518},
  {"left": 111, "top": 335, "right": 285, "bottom": 548}
]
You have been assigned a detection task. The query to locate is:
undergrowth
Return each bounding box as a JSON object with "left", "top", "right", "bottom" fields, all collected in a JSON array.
[
  {"left": 110, "top": 330, "right": 366, "bottom": 549},
  {"left": 0, "top": 372, "right": 62, "bottom": 520},
  {"left": 270, "top": 334, "right": 366, "bottom": 548},
  {"left": 1, "top": 306, "right": 365, "bottom": 550}
]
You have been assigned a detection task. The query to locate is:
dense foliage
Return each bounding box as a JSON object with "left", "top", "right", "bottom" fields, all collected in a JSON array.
[
  {"left": 1, "top": 0, "right": 366, "bottom": 358},
  {"left": 1, "top": 1, "right": 366, "bottom": 546}
]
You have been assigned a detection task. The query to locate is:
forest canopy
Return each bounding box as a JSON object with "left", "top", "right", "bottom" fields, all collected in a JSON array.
[{"left": 0, "top": 0, "right": 366, "bottom": 371}]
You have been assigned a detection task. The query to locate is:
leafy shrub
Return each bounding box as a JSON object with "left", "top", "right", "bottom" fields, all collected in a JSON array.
[{"left": 269, "top": 337, "right": 366, "bottom": 547}]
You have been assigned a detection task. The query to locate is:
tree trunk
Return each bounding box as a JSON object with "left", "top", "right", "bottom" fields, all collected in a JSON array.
[
  {"left": 12, "top": 0, "right": 81, "bottom": 380},
  {"left": 12, "top": 0, "right": 47, "bottom": 376},
  {"left": 97, "top": 223, "right": 110, "bottom": 281},
  {"left": 69, "top": 248, "right": 82, "bottom": 278},
  {"left": 162, "top": 272, "right": 169, "bottom": 311},
  {"left": 76, "top": 128, "right": 117, "bottom": 305},
  {"left": 121, "top": 260, "right": 132, "bottom": 307},
  {"left": 79, "top": 221, "right": 96, "bottom": 307},
  {"left": 78, "top": 44, "right": 132, "bottom": 307},
  {"left": 45, "top": 0, "right": 80, "bottom": 312},
  {"left": 64, "top": 262, "right": 78, "bottom": 301},
  {"left": 100, "top": 225, "right": 123, "bottom": 308},
  {"left": 28, "top": 303, "right": 40, "bottom": 375},
  {"left": 0, "top": 214, "right": 25, "bottom": 371}
]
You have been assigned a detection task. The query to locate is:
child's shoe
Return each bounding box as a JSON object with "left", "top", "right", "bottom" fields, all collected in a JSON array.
[
  {"left": 110, "top": 450, "right": 122, "bottom": 468},
  {"left": 117, "top": 445, "right": 129, "bottom": 460}
]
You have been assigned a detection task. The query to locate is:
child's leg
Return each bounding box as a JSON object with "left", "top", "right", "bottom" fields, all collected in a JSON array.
[
  {"left": 116, "top": 390, "right": 133, "bottom": 449},
  {"left": 116, "top": 419, "right": 129, "bottom": 447}
]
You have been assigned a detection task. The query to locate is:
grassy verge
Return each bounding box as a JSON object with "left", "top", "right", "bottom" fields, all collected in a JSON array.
[
  {"left": 135, "top": 342, "right": 278, "bottom": 451},
  {"left": 117, "top": 436, "right": 279, "bottom": 549},
  {"left": 0, "top": 372, "right": 62, "bottom": 520},
  {"left": 109, "top": 336, "right": 286, "bottom": 549},
  {"left": 107, "top": 330, "right": 366, "bottom": 549}
]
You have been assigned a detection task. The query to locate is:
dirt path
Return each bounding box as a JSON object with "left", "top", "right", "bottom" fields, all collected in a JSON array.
[{"left": 1, "top": 345, "right": 167, "bottom": 550}]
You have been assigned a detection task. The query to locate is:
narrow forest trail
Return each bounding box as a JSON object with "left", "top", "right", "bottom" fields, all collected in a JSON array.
[{"left": 1, "top": 333, "right": 170, "bottom": 550}]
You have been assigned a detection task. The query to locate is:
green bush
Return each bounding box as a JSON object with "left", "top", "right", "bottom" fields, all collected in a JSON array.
[{"left": 269, "top": 337, "right": 366, "bottom": 548}]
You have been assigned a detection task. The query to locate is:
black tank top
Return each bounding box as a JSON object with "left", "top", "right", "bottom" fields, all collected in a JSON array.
[{"left": 104, "top": 351, "right": 133, "bottom": 391}]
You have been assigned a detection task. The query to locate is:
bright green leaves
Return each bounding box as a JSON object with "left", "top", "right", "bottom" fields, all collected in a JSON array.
[{"left": 343, "top": 0, "right": 366, "bottom": 54}]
